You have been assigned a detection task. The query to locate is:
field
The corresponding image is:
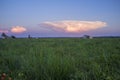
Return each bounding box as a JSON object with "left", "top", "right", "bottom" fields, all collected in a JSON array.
[{"left": 0, "top": 38, "right": 120, "bottom": 80}]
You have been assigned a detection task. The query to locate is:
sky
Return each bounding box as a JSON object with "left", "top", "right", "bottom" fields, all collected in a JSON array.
[{"left": 0, "top": 0, "right": 120, "bottom": 37}]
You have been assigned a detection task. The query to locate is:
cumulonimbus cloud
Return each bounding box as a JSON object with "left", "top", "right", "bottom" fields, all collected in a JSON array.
[
  {"left": 42, "top": 20, "right": 107, "bottom": 33},
  {"left": 11, "top": 26, "right": 27, "bottom": 33}
]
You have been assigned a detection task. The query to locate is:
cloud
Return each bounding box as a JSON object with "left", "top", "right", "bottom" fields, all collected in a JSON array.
[
  {"left": 42, "top": 20, "right": 107, "bottom": 33},
  {"left": 0, "top": 30, "right": 8, "bottom": 33},
  {"left": 11, "top": 26, "right": 27, "bottom": 33}
]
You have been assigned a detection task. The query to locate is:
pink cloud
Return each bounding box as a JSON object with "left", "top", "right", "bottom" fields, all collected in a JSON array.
[{"left": 11, "top": 26, "right": 27, "bottom": 33}]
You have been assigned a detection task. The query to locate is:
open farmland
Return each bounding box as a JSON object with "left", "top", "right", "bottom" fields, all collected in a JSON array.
[{"left": 0, "top": 38, "right": 120, "bottom": 80}]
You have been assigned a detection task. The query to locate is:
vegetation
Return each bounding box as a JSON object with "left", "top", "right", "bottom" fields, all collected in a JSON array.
[
  {"left": 1, "top": 33, "right": 9, "bottom": 39},
  {"left": 0, "top": 38, "right": 120, "bottom": 80}
]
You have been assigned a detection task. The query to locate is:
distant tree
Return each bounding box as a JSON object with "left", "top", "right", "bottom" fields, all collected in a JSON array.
[
  {"left": 28, "top": 34, "right": 31, "bottom": 38},
  {"left": 1, "top": 33, "right": 9, "bottom": 39},
  {"left": 11, "top": 35, "right": 16, "bottom": 39}
]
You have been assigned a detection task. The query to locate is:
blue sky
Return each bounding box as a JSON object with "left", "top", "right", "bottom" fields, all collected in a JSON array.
[{"left": 0, "top": 0, "right": 120, "bottom": 37}]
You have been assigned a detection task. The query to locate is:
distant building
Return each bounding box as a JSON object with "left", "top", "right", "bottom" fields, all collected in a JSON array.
[{"left": 83, "top": 35, "right": 93, "bottom": 39}]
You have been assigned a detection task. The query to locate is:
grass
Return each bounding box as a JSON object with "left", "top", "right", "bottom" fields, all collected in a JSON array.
[{"left": 0, "top": 38, "right": 120, "bottom": 80}]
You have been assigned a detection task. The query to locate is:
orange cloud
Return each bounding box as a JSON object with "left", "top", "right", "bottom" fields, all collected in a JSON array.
[
  {"left": 43, "top": 20, "right": 107, "bottom": 33},
  {"left": 0, "top": 30, "right": 8, "bottom": 33},
  {"left": 11, "top": 26, "right": 27, "bottom": 33}
]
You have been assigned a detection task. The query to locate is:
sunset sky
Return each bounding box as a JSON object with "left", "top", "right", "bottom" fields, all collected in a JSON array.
[{"left": 0, "top": 0, "right": 120, "bottom": 37}]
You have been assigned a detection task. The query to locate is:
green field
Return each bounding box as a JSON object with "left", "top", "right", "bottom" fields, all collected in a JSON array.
[{"left": 0, "top": 38, "right": 120, "bottom": 80}]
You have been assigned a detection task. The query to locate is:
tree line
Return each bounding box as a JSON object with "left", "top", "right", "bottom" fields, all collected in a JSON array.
[{"left": 0, "top": 33, "right": 32, "bottom": 39}]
